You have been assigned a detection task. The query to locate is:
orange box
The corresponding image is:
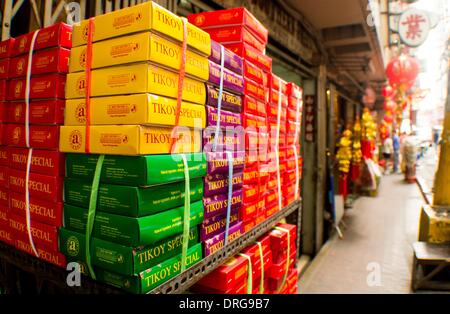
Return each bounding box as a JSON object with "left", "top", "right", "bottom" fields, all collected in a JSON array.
[
  {"left": 286, "top": 82, "right": 302, "bottom": 99},
  {"left": 269, "top": 89, "right": 288, "bottom": 108},
  {"left": 243, "top": 95, "right": 266, "bottom": 117},
  {"left": 243, "top": 59, "right": 264, "bottom": 84},
  {"left": 270, "top": 74, "right": 287, "bottom": 94},
  {"left": 242, "top": 184, "right": 259, "bottom": 204},
  {"left": 244, "top": 78, "right": 266, "bottom": 102}
]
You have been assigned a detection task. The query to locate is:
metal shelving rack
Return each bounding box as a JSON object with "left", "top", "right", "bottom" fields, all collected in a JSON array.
[{"left": 0, "top": 200, "right": 301, "bottom": 294}]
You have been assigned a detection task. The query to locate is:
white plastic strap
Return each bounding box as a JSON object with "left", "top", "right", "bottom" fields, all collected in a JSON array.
[
  {"left": 24, "top": 30, "right": 40, "bottom": 257},
  {"left": 275, "top": 78, "right": 283, "bottom": 211},
  {"left": 293, "top": 96, "right": 301, "bottom": 200},
  {"left": 212, "top": 45, "right": 225, "bottom": 152}
]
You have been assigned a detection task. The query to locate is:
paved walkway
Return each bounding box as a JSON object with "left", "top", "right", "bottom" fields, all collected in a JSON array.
[{"left": 299, "top": 174, "right": 424, "bottom": 293}]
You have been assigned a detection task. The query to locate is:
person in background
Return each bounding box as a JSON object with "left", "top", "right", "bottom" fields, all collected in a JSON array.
[
  {"left": 382, "top": 134, "right": 394, "bottom": 174},
  {"left": 393, "top": 130, "right": 400, "bottom": 173}
]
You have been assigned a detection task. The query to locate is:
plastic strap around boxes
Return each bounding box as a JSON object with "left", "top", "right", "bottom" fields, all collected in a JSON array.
[
  {"left": 238, "top": 253, "right": 253, "bottom": 294},
  {"left": 169, "top": 17, "right": 188, "bottom": 154},
  {"left": 24, "top": 29, "right": 40, "bottom": 257},
  {"left": 256, "top": 241, "right": 265, "bottom": 294},
  {"left": 275, "top": 78, "right": 283, "bottom": 211},
  {"left": 85, "top": 154, "right": 105, "bottom": 280},
  {"left": 293, "top": 97, "right": 301, "bottom": 200},
  {"left": 274, "top": 226, "right": 291, "bottom": 293},
  {"left": 180, "top": 154, "right": 191, "bottom": 272},
  {"left": 212, "top": 45, "right": 225, "bottom": 152},
  {"left": 84, "top": 18, "right": 94, "bottom": 154},
  {"left": 223, "top": 151, "right": 234, "bottom": 246}
]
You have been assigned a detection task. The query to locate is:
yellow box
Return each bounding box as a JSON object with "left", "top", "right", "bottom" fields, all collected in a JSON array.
[
  {"left": 69, "top": 32, "right": 209, "bottom": 81},
  {"left": 65, "top": 62, "right": 206, "bottom": 105},
  {"left": 59, "top": 125, "right": 202, "bottom": 155},
  {"left": 72, "top": 2, "right": 211, "bottom": 56},
  {"left": 64, "top": 94, "right": 206, "bottom": 128}
]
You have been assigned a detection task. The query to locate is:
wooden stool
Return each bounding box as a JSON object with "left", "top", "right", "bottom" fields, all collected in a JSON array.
[{"left": 411, "top": 242, "right": 450, "bottom": 291}]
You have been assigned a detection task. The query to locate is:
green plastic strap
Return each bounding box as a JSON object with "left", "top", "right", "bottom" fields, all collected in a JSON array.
[
  {"left": 256, "top": 241, "right": 264, "bottom": 294},
  {"left": 238, "top": 253, "right": 253, "bottom": 294},
  {"left": 274, "top": 226, "right": 291, "bottom": 293},
  {"left": 180, "top": 154, "right": 191, "bottom": 272},
  {"left": 86, "top": 154, "right": 105, "bottom": 280}
]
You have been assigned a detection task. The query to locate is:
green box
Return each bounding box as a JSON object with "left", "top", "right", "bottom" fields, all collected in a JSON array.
[
  {"left": 72, "top": 243, "right": 202, "bottom": 294},
  {"left": 65, "top": 153, "right": 207, "bottom": 186},
  {"left": 63, "top": 201, "right": 204, "bottom": 247},
  {"left": 60, "top": 227, "right": 199, "bottom": 275},
  {"left": 64, "top": 177, "right": 204, "bottom": 217}
]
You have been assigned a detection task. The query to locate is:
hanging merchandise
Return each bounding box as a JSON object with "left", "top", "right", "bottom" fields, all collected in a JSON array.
[
  {"left": 381, "top": 84, "right": 395, "bottom": 99},
  {"left": 385, "top": 53, "right": 419, "bottom": 93},
  {"left": 361, "top": 108, "right": 376, "bottom": 159},
  {"left": 336, "top": 129, "right": 352, "bottom": 200},
  {"left": 351, "top": 120, "right": 362, "bottom": 182}
]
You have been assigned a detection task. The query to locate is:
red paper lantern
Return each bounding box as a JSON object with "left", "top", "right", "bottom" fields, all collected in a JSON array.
[
  {"left": 381, "top": 85, "right": 394, "bottom": 99},
  {"left": 386, "top": 54, "right": 419, "bottom": 92}
]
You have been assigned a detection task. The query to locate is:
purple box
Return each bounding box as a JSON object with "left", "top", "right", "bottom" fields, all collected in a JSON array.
[
  {"left": 206, "top": 105, "right": 243, "bottom": 128},
  {"left": 206, "top": 84, "right": 242, "bottom": 113},
  {"left": 203, "top": 189, "right": 242, "bottom": 219},
  {"left": 210, "top": 40, "right": 243, "bottom": 75},
  {"left": 204, "top": 172, "right": 243, "bottom": 197},
  {"left": 199, "top": 209, "right": 240, "bottom": 241},
  {"left": 203, "top": 222, "right": 244, "bottom": 256},
  {"left": 206, "top": 151, "right": 245, "bottom": 175},
  {"left": 209, "top": 60, "right": 244, "bottom": 95},
  {"left": 203, "top": 127, "right": 244, "bottom": 152}
]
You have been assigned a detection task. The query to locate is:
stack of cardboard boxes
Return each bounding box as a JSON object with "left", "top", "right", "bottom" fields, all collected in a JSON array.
[
  {"left": 188, "top": 8, "right": 273, "bottom": 234},
  {"left": 192, "top": 222, "right": 298, "bottom": 294},
  {"left": 57, "top": 2, "right": 211, "bottom": 293},
  {"left": 0, "top": 23, "right": 72, "bottom": 267},
  {"left": 201, "top": 41, "right": 245, "bottom": 257}
]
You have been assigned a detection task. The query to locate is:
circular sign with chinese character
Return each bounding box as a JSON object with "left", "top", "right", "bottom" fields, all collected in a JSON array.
[{"left": 398, "top": 8, "right": 430, "bottom": 47}]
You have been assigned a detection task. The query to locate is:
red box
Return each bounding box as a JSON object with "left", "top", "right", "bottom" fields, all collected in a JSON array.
[
  {"left": 0, "top": 187, "right": 8, "bottom": 207},
  {"left": 245, "top": 130, "right": 259, "bottom": 152},
  {"left": 4, "top": 124, "right": 60, "bottom": 149},
  {"left": 272, "top": 240, "right": 296, "bottom": 264},
  {"left": 6, "top": 99, "right": 65, "bottom": 125},
  {"left": 244, "top": 78, "right": 266, "bottom": 102},
  {"left": 243, "top": 60, "right": 264, "bottom": 85},
  {"left": 286, "top": 145, "right": 300, "bottom": 159},
  {"left": 266, "top": 201, "right": 280, "bottom": 218},
  {"left": 0, "top": 206, "right": 8, "bottom": 224},
  {"left": 192, "top": 276, "right": 247, "bottom": 294},
  {"left": 265, "top": 188, "right": 280, "bottom": 207},
  {"left": 243, "top": 234, "right": 271, "bottom": 260},
  {"left": 269, "top": 89, "right": 288, "bottom": 107},
  {"left": 0, "top": 59, "right": 10, "bottom": 79},
  {"left": 188, "top": 8, "right": 268, "bottom": 44},
  {"left": 286, "top": 82, "right": 302, "bottom": 99},
  {"left": 284, "top": 170, "right": 297, "bottom": 185},
  {"left": 14, "top": 236, "right": 66, "bottom": 268},
  {"left": 270, "top": 74, "right": 288, "bottom": 94},
  {"left": 270, "top": 223, "right": 297, "bottom": 251},
  {"left": 0, "top": 223, "right": 14, "bottom": 246},
  {"left": 8, "top": 168, "right": 63, "bottom": 203},
  {"left": 0, "top": 102, "right": 6, "bottom": 122},
  {"left": 0, "top": 38, "right": 15, "bottom": 59},
  {"left": 242, "top": 218, "right": 256, "bottom": 234},
  {"left": 252, "top": 277, "right": 269, "bottom": 294},
  {"left": 255, "top": 211, "right": 266, "bottom": 225},
  {"left": 205, "top": 26, "right": 265, "bottom": 53},
  {"left": 0, "top": 79, "right": 6, "bottom": 100},
  {"left": 9, "top": 191, "right": 63, "bottom": 227},
  {"left": 243, "top": 164, "right": 259, "bottom": 184},
  {"left": 258, "top": 162, "right": 270, "bottom": 182},
  {"left": 268, "top": 251, "right": 296, "bottom": 281},
  {"left": 8, "top": 212, "right": 59, "bottom": 251},
  {"left": 9, "top": 47, "right": 70, "bottom": 78},
  {"left": 197, "top": 255, "right": 249, "bottom": 291},
  {"left": 268, "top": 118, "right": 287, "bottom": 136},
  {"left": 7, "top": 147, "right": 64, "bottom": 176},
  {"left": 287, "top": 106, "right": 302, "bottom": 122},
  {"left": 283, "top": 193, "right": 296, "bottom": 208},
  {"left": 242, "top": 184, "right": 259, "bottom": 204},
  {"left": 252, "top": 250, "right": 272, "bottom": 281},
  {"left": 224, "top": 42, "right": 272, "bottom": 73},
  {"left": 286, "top": 121, "right": 301, "bottom": 135},
  {"left": 12, "top": 23, "right": 72, "bottom": 57},
  {"left": 245, "top": 150, "right": 259, "bottom": 167},
  {"left": 267, "top": 102, "right": 287, "bottom": 121},
  {"left": 240, "top": 201, "right": 258, "bottom": 222},
  {"left": 268, "top": 268, "right": 297, "bottom": 293},
  {"left": 288, "top": 95, "right": 303, "bottom": 111},
  {"left": 0, "top": 166, "right": 8, "bottom": 188},
  {"left": 0, "top": 145, "right": 8, "bottom": 165},
  {"left": 243, "top": 95, "right": 266, "bottom": 117},
  {"left": 243, "top": 112, "right": 267, "bottom": 130},
  {"left": 7, "top": 73, "right": 66, "bottom": 100}
]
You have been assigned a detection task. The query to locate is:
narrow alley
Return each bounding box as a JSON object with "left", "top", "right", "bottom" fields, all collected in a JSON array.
[{"left": 300, "top": 175, "right": 423, "bottom": 293}]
